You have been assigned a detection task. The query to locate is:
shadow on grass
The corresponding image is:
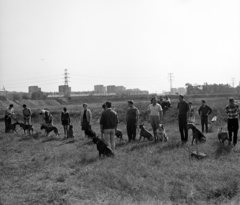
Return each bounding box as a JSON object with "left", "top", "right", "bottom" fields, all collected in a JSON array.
[
  {"left": 157, "top": 141, "right": 182, "bottom": 154},
  {"left": 214, "top": 143, "right": 232, "bottom": 159},
  {"left": 128, "top": 141, "right": 156, "bottom": 152},
  {"left": 82, "top": 140, "right": 93, "bottom": 146},
  {"left": 41, "top": 136, "right": 62, "bottom": 143},
  {"left": 207, "top": 181, "right": 238, "bottom": 201},
  {"left": 116, "top": 141, "right": 128, "bottom": 148}
]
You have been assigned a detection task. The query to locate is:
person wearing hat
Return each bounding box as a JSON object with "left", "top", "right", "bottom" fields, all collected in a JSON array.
[
  {"left": 198, "top": 100, "right": 212, "bottom": 133},
  {"left": 126, "top": 100, "right": 139, "bottom": 142},
  {"left": 39, "top": 109, "right": 53, "bottom": 126},
  {"left": 22, "top": 104, "right": 32, "bottom": 125},
  {"left": 177, "top": 95, "right": 189, "bottom": 144},
  {"left": 147, "top": 97, "right": 163, "bottom": 139},
  {"left": 5, "top": 104, "right": 14, "bottom": 133},
  {"left": 226, "top": 97, "right": 239, "bottom": 146}
]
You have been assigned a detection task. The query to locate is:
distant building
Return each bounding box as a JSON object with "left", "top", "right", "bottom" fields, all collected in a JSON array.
[
  {"left": 178, "top": 87, "right": 187, "bottom": 95},
  {"left": 94, "top": 85, "right": 106, "bottom": 93},
  {"left": 29, "top": 86, "right": 41, "bottom": 94},
  {"left": 59, "top": 85, "right": 71, "bottom": 95},
  {"left": 171, "top": 88, "right": 178, "bottom": 95},
  {"left": 115, "top": 86, "right": 126, "bottom": 92},
  {"left": 107, "top": 85, "right": 116, "bottom": 93}
]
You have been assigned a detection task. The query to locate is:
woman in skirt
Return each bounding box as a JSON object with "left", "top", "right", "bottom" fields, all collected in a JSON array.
[
  {"left": 80, "top": 103, "right": 92, "bottom": 138},
  {"left": 61, "top": 107, "right": 71, "bottom": 138}
]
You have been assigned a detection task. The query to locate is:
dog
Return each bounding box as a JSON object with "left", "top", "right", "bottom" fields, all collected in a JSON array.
[
  {"left": 187, "top": 123, "right": 206, "bottom": 145},
  {"left": 7, "top": 121, "right": 20, "bottom": 133},
  {"left": 156, "top": 124, "right": 168, "bottom": 142},
  {"left": 139, "top": 124, "right": 154, "bottom": 141},
  {"left": 85, "top": 125, "right": 96, "bottom": 138},
  {"left": 40, "top": 124, "right": 60, "bottom": 136},
  {"left": 115, "top": 129, "right": 124, "bottom": 141},
  {"left": 92, "top": 136, "right": 114, "bottom": 159},
  {"left": 217, "top": 127, "right": 229, "bottom": 144},
  {"left": 67, "top": 125, "right": 74, "bottom": 138},
  {"left": 19, "top": 122, "right": 34, "bottom": 135}
]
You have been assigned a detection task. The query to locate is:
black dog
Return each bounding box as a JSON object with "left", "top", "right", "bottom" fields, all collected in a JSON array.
[
  {"left": 40, "top": 124, "right": 60, "bottom": 136},
  {"left": 85, "top": 125, "right": 96, "bottom": 138},
  {"left": 139, "top": 124, "right": 154, "bottom": 141},
  {"left": 92, "top": 136, "right": 114, "bottom": 159},
  {"left": 7, "top": 121, "right": 20, "bottom": 133},
  {"left": 115, "top": 129, "right": 124, "bottom": 141},
  {"left": 187, "top": 123, "right": 206, "bottom": 145},
  {"left": 67, "top": 125, "right": 74, "bottom": 138},
  {"left": 19, "top": 122, "right": 34, "bottom": 135}
]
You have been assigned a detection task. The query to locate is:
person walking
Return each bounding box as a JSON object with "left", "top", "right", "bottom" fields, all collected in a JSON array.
[
  {"left": 5, "top": 104, "right": 14, "bottom": 133},
  {"left": 100, "top": 101, "right": 118, "bottom": 153},
  {"left": 40, "top": 109, "right": 53, "bottom": 126},
  {"left": 177, "top": 95, "right": 189, "bottom": 144},
  {"left": 126, "top": 100, "right": 139, "bottom": 142},
  {"left": 80, "top": 103, "right": 92, "bottom": 138},
  {"left": 198, "top": 100, "right": 212, "bottom": 133},
  {"left": 147, "top": 97, "right": 163, "bottom": 139},
  {"left": 22, "top": 104, "right": 32, "bottom": 125},
  {"left": 226, "top": 97, "right": 239, "bottom": 146},
  {"left": 61, "top": 107, "right": 71, "bottom": 138}
]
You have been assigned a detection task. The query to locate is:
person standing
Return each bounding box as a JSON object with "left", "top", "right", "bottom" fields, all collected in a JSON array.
[
  {"left": 126, "top": 100, "right": 139, "bottom": 142},
  {"left": 188, "top": 102, "right": 195, "bottom": 123},
  {"left": 100, "top": 101, "right": 118, "bottom": 153},
  {"left": 22, "top": 104, "right": 32, "bottom": 125},
  {"left": 40, "top": 109, "right": 53, "bottom": 126},
  {"left": 61, "top": 107, "right": 71, "bottom": 138},
  {"left": 198, "top": 100, "right": 212, "bottom": 133},
  {"left": 80, "top": 103, "right": 92, "bottom": 138},
  {"left": 147, "top": 97, "right": 163, "bottom": 139},
  {"left": 5, "top": 104, "right": 14, "bottom": 133},
  {"left": 226, "top": 97, "right": 239, "bottom": 146},
  {"left": 100, "top": 103, "right": 106, "bottom": 139},
  {"left": 177, "top": 95, "right": 189, "bottom": 144}
]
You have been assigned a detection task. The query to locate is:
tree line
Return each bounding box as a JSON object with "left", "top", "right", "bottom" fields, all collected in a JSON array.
[{"left": 185, "top": 83, "right": 240, "bottom": 95}]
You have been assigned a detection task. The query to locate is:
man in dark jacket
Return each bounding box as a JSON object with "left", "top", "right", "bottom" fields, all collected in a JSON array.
[
  {"left": 198, "top": 100, "right": 212, "bottom": 133},
  {"left": 100, "top": 101, "right": 118, "bottom": 153},
  {"left": 126, "top": 100, "right": 139, "bottom": 142},
  {"left": 177, "top": 95, "right": 189, "bottom": 144}
]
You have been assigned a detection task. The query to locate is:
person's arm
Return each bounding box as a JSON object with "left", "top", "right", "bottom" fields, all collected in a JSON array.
[
  {"left": 68, "top": 113, "right": 71, "bottom": 124},
  {"left": 89, "top": 110, "right": 92, "bottom": 124},
  {"left": 136, "top": 109, "right": 139, "bottom": 124},
  {"left": 198, "top": 107, "right": 201, "bottom": 116},
  {"left": 159, "top": 105, "right": 163, "bottom": 123},
  {"left": 208, "top": 106, "right": 212, "bottom": 115}
]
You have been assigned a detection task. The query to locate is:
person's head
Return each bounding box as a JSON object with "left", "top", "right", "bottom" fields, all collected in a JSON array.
[
  {"left": 105, "top": 101, "right": 112, "bottom": 108},
  {"left": 201, "top": 100, "right": 206, "bottom": 106},
  {"left": 23, "top": 104, "right": 27, "bottom": 108},
  {"left": 178, "top": 95, "right": 184, "bottom": 102},
  {"left": 83, "top": 103, "right": 88, "bottom": 109},
  {"left": 9, "top": 104, "right": 14, "bottom": 108},
  {"left": 127, "top": 100, "right": 134, "bottom": 107},
  {"left": 229, "top": 97, "right": 235, "bottom": 106},
  {"left": 152, "top": 97, "right": 157, "bottom": 105},
  {"left": 39, "top": 109, "right": 45, "bottom": 115},
  {"left": 165, "top": 95, "right": 168, "bottom": 99},
  {"left": 63, "top": 107, "right": 67, "bottom": 112},
  {"left": 102, "top": 103, "right": 106, "bottom": 110},
  {"left": 188, "top": 102, "right": 192, "bottom": 107}
]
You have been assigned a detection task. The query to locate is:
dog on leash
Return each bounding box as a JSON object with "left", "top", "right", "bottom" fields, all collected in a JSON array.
[
  {"left": 217, "top": 127, "right": 229, "bottom": 144},
  {"left": 19, "top": 122, "right": 34, "bottom": 135},
  {"left": 92, "top": 136, "right": 114, "bottom": 159},
  {"left": 187, "top": 123, "right": 206, "bottom": 145},
  {"left": 40, "top": 124, "right": 60, "bottom": 136},
  {"left": 67, "top": 125, "right": 74, "bottom": 138},
  {"left": 85, "top": 125, "right": 96, "bottom": 138},
  {"left": 139, "top": 124, "right": 154, "bottom": 141},
  {"left": 115, "top": 129, "right": 124, "bottom": 141},
  {"left": 156, "top": 124, "right": 168, "bottom": 142},
  {"left": 7, "top": 121, "right": 20, "bottom": 133}
]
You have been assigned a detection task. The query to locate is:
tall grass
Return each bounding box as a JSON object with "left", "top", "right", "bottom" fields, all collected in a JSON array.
[{"left": 1, "top": 97, "right": 240, "bottom": 205}]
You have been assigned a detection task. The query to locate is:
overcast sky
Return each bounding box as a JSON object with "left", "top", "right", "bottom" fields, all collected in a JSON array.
[{"left": 0, "top": 0, "right": 240, "bottom": 93}]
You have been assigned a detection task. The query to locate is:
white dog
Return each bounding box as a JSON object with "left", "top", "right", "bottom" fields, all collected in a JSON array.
[{"left": 156, "top": 124, "right": 168, "bottom": 142}]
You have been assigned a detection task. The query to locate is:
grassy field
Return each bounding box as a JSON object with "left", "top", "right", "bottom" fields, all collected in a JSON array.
[{"left": 1, "top": 97, "right": 240, "bottom": 205}]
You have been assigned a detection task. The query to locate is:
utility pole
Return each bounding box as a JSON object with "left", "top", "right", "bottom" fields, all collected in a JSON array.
[
  {"left": 168, "top": 73, "right": 173, "bottom": 94},
  {"left": 64, "top": 69, "right": 69, "bottom": 86},
  {"left": 231, "top": 77, "right": 235, "bottom": 87}
]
